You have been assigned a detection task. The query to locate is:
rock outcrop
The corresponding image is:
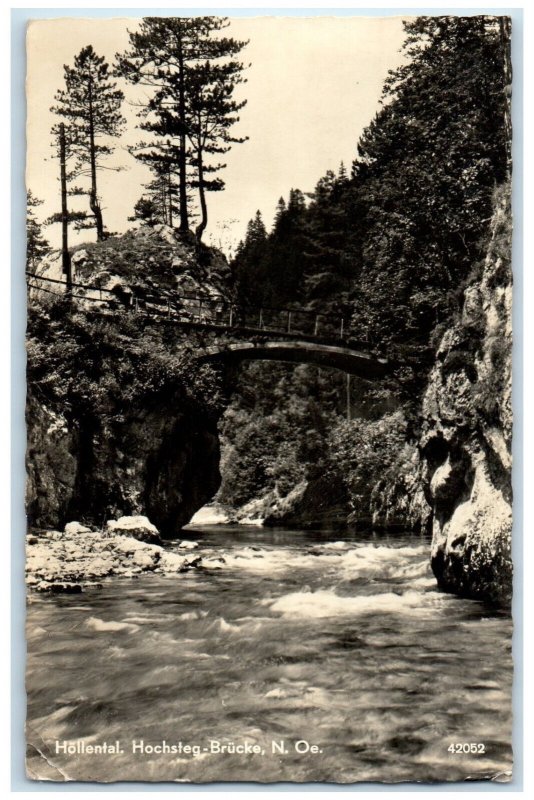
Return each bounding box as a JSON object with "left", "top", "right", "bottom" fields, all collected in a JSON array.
[
  {"left": 30, "top": 224, "right": 232, "bottom": 307},
  {"left": 368, "top": 443, "right": 431, "bottom": 533},
  {"left": 26, "top": 372, "right": 222, "bottom": 539},
  {"left": 26, "top": 227, "right": 229, "bottom": 538},
  {"left": 420, "top": 184, "right": 513, "bottom": 605},
  {"left": 263, "top": 476, "right": 350, "bottom": 530}
]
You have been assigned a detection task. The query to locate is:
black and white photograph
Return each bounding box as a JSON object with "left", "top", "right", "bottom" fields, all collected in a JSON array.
[{"left": 24, "top": 12, "right": 514, "bottom": 784}]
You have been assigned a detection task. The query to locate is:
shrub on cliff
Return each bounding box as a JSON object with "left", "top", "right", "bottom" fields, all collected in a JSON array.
[
  {"left": 27, "top": 297, "right": 224, "bottom": 423},
  {"left": 328, "top": 411, "right": 408, "bottom": 516}
]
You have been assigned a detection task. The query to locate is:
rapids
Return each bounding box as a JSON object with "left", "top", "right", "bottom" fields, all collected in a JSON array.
[{"left": 25, "top": 526, "right": 513, "bottom": 783}]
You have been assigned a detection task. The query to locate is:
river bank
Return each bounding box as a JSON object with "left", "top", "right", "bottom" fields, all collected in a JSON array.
[{"left": 25, "top": 516, "right": 219, "bottom": 593}]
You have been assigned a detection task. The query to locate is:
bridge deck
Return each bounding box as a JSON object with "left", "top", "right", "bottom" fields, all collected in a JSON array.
[{"left": 27, "top": 272, "right": 388, "bottom": 377}]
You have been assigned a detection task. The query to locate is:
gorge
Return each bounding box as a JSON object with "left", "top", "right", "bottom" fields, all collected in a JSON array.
[
  {"left": 22, "top": 13, "right": 517, "bottom": 788},
  {"left": 26, "top": 176, "right": 513, "bottom": 606},
  {"left": 26, "top": 15, "right": 513, "bottom": 608}
]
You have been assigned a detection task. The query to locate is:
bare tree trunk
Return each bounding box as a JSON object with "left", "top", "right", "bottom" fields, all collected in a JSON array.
[
  {"left": 88, "top": 79, "right": 104, "bottom": 241},
  {"left": 160, "top": 178, "right": 168, "bottom": 225},
  {"left": 195, "top": 149, "right": 208, "bottom": 241},
  {"left": 177, "top": 43, "right": 189, "bottom": 232},
  {"left": 167, "top": 154, "right": 173, "bottom": 228},
  {"left": 59, "top": 123, "right": 72, "bottom": 294}
]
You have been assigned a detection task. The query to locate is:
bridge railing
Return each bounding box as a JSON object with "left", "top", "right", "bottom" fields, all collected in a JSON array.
[
  {"left": 26, "top": 272, "right": 368, "bottom": 346},
  {"left": 235, "top": 305, "right": 349, "bottom": 340}
]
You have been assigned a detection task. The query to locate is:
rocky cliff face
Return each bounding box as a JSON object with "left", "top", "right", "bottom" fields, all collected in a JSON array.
[
  {"left": 26, "top": 226, "right": 229, "bottom": 538},
  {"left": 369, "top": 441, "right": 431, "bottom": 533},
  {"left": 26, "top": 391, "right": 221, "bottom": 537},
  {"left": 420, "top": 184, "right": 513, "bottom": 605}
]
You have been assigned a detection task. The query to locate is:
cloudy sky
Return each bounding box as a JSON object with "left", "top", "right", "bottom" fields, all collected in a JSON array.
[{"left": 26, "top": 15, "right": 408, "bottom": 255}]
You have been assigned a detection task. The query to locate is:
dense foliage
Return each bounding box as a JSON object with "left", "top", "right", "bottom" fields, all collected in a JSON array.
[
  {"left": 27, "top": 298, "right": 225, "bottom": 425},
  {"left": 220, "top": 16, "right": 511, "bottom": 524},
  {"left": 217, "top": 362, "right": 340, "bottom": 509},
  {"left": 348, "top": 17, "right": 510, "bottom": 378}
]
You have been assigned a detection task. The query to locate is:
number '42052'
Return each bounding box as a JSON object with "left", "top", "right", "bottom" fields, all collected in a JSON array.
[{"left": 448, "top": 743, "right": 486, "bottom": 754}]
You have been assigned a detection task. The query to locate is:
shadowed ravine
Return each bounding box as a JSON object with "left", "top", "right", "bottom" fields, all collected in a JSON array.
[{"left": 26, "top": 526, "right": 512, "bottom": 783}]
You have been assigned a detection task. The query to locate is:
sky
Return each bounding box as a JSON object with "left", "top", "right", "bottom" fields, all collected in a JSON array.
[{"left": 26, "top": 15, "right": 408, "bottom": 256}]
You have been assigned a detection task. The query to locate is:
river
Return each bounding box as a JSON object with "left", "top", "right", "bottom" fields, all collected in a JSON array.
[{"left": 25, "top": 525, "right": 513, "bottom": 784}]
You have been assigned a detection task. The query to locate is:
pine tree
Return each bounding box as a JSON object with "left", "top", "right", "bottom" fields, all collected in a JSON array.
[
  {"left": 117, "top": 16, "right": 247, "bottom": 237},
  {"left": 26, "top": 191, "right": 51, "bottom": 269},
  {"left": 302, "top": 171, "right": 351, "bottom": 307},
  {"left": 267, "top": 189, "right": 308, "bottom": 305},
  {"left": 232, "top": 211, "right": 268, "bottom": 305},
  {"left": 273, "top": 197, "right": 286, "bottom": 230},
  {"left": 186, "top": 58, "right": 248, "bottom": 240},
  {"left": 129, "top": 196, "right": 163, "bottom": 228},
  {"left": 337, "top": 161, "right": 348, "bottom": 183},
  {"left": 52, "top": 45, "right": 125, "bottom": 241},
  {"left": 129, "top": 141, "right": 182, "bottom": 228}
]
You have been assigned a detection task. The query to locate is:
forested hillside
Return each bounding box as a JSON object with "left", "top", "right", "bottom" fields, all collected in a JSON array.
[{"left": 217, "top": 16, "right": 511, "bottom": 528}]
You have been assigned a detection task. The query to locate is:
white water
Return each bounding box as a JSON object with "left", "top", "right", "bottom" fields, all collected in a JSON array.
[{"left": 26, "top": 526, "right": 513, "bottom": 783}]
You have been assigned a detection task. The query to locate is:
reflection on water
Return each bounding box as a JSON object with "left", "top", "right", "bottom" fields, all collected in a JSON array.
[{"left": 26, "top": 527, "right": 513, "bottom": 783}]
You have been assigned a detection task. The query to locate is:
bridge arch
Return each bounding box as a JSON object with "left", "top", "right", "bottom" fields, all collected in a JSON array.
[{"left": 200, "top": 339, "right": 389, "bottom": 379}]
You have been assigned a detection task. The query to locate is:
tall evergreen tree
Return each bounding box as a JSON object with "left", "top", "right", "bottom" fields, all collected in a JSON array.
[
  {"left": 186, "top": 58, "right": 248, "bottom": 240},
  {"left": 51, "top": 45, "right": 125, "bottom": 240},
  {"left": 26, "top": 191, "right": 51, "bottom": 269},
  {"left": 273, "top": 197, "right": 286, "bottom": 229},
  {"left": 267, "top": 189, "right": 308, "bottom": 305},
  {"left": 116, "top": 16, "right": 247, "bottom": 237},
  {"left": 302, "top": 171, "right": 352, "bottom": 306},
  {"left": 45, "top": 124, "right": 90, "bottom": 286},
  {"left": 233, "top": 211, "right": 268, "bottom": 305}
]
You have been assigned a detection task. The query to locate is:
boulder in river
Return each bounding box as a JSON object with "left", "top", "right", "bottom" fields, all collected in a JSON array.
[
  {"left": 64, "top": 521, "right": 92, "bottom": 536},
  {"left": 177, "top": 540, "right": 199, "bottom": 550},
  {"left": 105, "top": 515, "right": 162, "bottom": 545}
]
